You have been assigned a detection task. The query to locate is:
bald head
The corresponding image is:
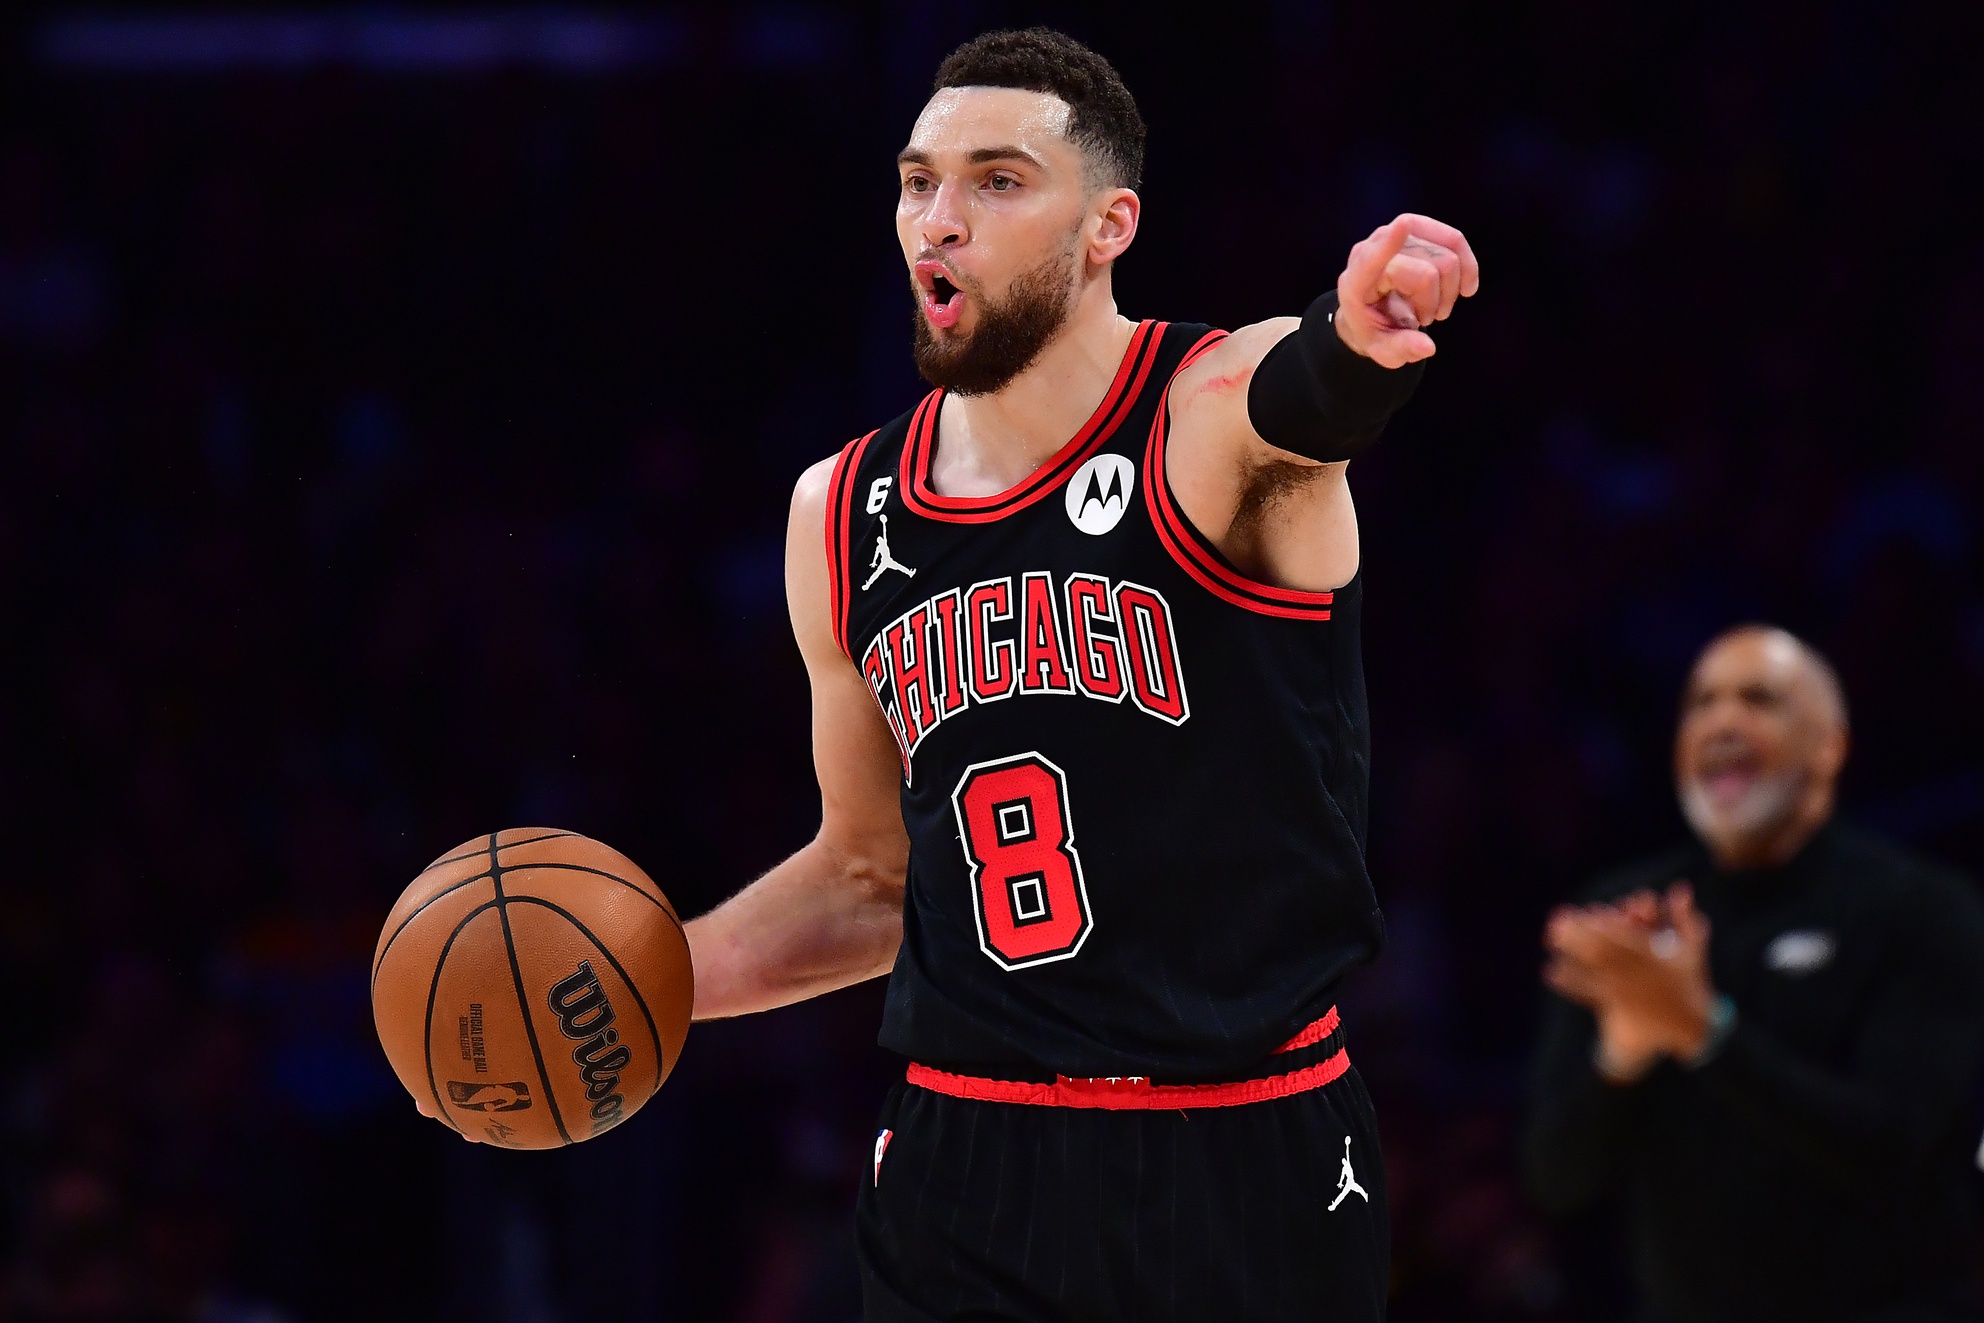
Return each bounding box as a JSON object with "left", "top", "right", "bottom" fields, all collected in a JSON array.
[
  {"left": 1695, "top": 626, "right": 1848, "bottom": 729},
  {"left": 1675, "top": 626, "right": 1850, "bottom": 870}
]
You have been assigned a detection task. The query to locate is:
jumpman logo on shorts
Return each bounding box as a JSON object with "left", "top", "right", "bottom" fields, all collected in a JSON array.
[
  {"left": 1330, "top": 1135, "right": 1369, "bottom": 1211},
  {"left": 862, "top": 514, "right": 917, "bottom": 590}
]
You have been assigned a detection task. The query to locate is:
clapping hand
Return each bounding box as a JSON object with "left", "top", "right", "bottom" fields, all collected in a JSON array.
[{"left": 1544, "top": 883, "right": 1716, "bottom": 1083}]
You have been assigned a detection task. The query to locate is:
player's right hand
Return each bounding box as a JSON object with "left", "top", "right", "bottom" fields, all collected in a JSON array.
[{"left": 1333, "top": 214, "right": 1479, "bottom": 368}]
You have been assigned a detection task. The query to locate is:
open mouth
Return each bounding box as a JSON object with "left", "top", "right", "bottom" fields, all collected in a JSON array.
[
  {"left": 1692, "top": 744, "right": 1763, "bottom": 803},
  {"left": 916, "top": 260, "right": 966, "bottom": 329}
]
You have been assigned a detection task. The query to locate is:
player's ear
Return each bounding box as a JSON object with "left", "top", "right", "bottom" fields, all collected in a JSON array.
[{"left": 1087, "top": 187, "right": 1139, "bottom": 266}]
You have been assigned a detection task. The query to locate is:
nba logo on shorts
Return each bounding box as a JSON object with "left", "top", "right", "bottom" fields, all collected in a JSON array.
[{"left": 874, "top": 1128, "right": 894, "bottom": 1186}]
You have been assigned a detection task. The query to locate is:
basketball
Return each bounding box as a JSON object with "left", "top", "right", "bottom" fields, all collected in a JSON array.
[{"left": 371, "top": 828, "right": 693, "bottom": 1149}]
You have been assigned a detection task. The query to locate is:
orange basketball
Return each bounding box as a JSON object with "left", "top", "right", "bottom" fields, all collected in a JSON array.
[{"left": 371, "top": 828, "right": 693, "bottom": 1149}]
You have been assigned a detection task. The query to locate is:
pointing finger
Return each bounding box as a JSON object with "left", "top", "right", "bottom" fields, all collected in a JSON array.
[{"left": 1343, "top": 217, "right": 1411, "bottom": 305}]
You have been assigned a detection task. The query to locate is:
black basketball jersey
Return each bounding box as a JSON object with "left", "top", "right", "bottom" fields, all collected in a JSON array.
[{"left": 825, "top": 320, "right": 1382, "bottom": 1078}]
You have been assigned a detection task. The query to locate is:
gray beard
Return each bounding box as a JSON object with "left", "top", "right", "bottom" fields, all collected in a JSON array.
[{"left": 1679, "top": 767, "right": 1805, "bottom": 855}]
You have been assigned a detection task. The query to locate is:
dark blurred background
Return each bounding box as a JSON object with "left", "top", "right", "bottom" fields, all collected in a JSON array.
[{"left": 2, "top": 1, "right": 1982, "bottom": 1319}]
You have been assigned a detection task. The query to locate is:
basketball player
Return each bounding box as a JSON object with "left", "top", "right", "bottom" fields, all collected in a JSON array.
[{"left": 685, "top": 28, "right": 1477, "bottom": 1320}]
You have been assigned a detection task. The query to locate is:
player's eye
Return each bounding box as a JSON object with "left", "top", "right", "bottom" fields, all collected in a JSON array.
[
  {"left": 986, "top": 174, "right": 1017, "bottom": 192},
  {"left": 904, "top": 175, "right": 932, "bottom": 194}
]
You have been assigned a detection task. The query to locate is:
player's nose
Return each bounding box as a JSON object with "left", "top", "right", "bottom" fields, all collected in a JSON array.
[{"left": 918, "top": 179, "right": 970, "bottom": 248}]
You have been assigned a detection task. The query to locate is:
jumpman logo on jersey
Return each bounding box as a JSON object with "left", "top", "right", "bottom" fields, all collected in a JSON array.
[
  {"left": 1329, "top": 1136, "right": 1369, "bottom": 1211},
  {"left": 863, "top": 514, "right": 917, "bottom": 590}
]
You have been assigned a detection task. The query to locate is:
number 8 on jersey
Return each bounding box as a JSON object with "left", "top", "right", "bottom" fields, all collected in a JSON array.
[{"left": 952, "top": 752, "right": 1094, "bottom": 970}]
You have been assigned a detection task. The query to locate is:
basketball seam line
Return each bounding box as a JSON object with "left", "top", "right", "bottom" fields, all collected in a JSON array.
[
  {"left": 528, "top": 861, "right": 685, "bottom": 926},
  {"left": 421, "top": 899, "right": 500, "bottom": 1137},
  {"left": 425, "top": 831, "right": 575, "bottom": 870},
  {"left": 372, "top": 857, "right": 680, "bottom": 993},
  {"left": 375, "top": 872, "right": 495, "bottom": 992},
  {"left": 490, "top": 831, "right": 574, "bottom": 1147},
  {"left": 507, "top": 896, "right": 669, "bottom": 1107}
]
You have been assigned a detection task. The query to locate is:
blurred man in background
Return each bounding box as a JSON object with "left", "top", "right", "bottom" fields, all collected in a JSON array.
[{"left": 1525, "top": 624, "right": 1984, "bottom": 1322}]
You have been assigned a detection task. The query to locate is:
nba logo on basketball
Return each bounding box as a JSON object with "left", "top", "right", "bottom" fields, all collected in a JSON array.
[{"left": 446, "top": 1080, "right": 533, "bottom": 1112}]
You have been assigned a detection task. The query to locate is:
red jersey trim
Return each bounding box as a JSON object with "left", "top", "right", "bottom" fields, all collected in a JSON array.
[
  {"left": 1142, "top": 332, "right": 1337, "bottom": 621},
  {"left": 1272, "top": 1004, "right": 1341, "bottom": 1053},
  {"left": 1175, "top": 326, "right": 1229, "bottom": 372},
  {"left": 825, "top": 430, "right": 879, "bottom": 659},
  {"left": 899, "top": 320, "right": 1164, "bottom": 524},
  {"left": 904, "top": 1008, "right": 1348, "bottom": 1110}
]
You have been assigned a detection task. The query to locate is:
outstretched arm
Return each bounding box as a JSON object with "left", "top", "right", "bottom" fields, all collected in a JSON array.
[
  {"left": 1164, "top": 214, "right": 1478, "bottom": 593},
  {"left": 685, "top": 456, "right": 911, "bottom": 1020}
]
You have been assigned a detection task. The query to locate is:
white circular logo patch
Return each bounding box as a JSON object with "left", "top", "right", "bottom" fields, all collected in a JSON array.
[
  {"left": 1765, "top": 930, "right": 1835, "bottom": 975},
  {"left": 1065, "top": 453, "right": 1135, "bottom": 535}
]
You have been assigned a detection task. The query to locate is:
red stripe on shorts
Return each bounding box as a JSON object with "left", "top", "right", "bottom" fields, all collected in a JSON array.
[
  {"left": 1272, "top": 1004, "right": 1341, "bottom": 1053},
  {"left": 905, "top": 1008, "right": 1346, "bottom": 1110}
]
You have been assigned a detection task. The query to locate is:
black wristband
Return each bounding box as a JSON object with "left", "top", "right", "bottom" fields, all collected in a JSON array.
[{"left": 1245, "top": 290, "right": 1425, "bottom": 463}]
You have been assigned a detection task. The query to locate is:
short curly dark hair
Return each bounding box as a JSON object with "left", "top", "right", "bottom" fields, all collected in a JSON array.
[{"left": 932, "top": 28, "right": 1146, "bottom": 191}]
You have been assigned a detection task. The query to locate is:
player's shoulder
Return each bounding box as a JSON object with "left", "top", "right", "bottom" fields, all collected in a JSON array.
[
  {"left": 1158, "top": 319, "right": 1224, "bottom": 348},
  {"left": 1160, "top": 316, "right": 1296, "bottom": 439},
  {"left": 794, "top": 453, "right": 837, "bottom": 510},
  {"left": 1163, "top": 315, "right": 1286, "bottom": 381},
  {"left": 1159, "top": 318, "right": 1238, "bottom": 374}
]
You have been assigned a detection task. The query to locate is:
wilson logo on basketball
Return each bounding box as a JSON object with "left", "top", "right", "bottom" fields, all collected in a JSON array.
[{"left": 548, "top": 960, "right": 632, "bottom": 1136}]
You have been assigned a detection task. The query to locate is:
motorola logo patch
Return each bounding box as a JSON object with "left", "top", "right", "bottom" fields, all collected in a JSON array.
[{"left": 1066, "top": 453, "right": 1135, "bottom": 535}]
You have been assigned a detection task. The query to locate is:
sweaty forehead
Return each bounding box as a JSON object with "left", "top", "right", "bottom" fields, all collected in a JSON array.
[{"left": 905, "top": 86, "right": 1077, "bottom": 164}]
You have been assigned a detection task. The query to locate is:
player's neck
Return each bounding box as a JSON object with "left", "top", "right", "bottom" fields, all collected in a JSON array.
[{"left": 929, "top": 286, "right": 1137, "bottom": 499}]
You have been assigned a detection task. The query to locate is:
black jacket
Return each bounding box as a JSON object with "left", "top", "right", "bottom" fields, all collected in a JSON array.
[{"left": 1524, "top": 821, "right": 1984, "bottom": 1322}]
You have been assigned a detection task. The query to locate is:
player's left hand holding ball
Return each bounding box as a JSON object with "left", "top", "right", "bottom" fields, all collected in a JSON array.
[
  {"left": 372, "top": 828, "right": 694, "bottom": 1149},
  {"left": 1333, "top": 213, "right": 1479, "bottom": 368}
]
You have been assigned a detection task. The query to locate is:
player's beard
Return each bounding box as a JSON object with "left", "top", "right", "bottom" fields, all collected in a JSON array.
[
  {"left": 911, "top": 238, "right": 1080, "bottom": 397},
  {"left": 1679, "top": 766, "right": 1805, "bottom": 858}
]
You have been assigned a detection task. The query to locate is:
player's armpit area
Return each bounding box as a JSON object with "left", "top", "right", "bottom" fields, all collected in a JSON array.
[
  {"left": 1164, "top": 329, "right": 1362, "bottom": 595},
  {"left": 679, "top": 459, "right": 909, "bottom": 1022}
]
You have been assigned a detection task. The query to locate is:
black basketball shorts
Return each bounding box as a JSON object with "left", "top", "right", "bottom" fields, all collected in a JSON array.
[{"left": 854, "top": 1016, "right": 1387, "bottom": 1322}]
